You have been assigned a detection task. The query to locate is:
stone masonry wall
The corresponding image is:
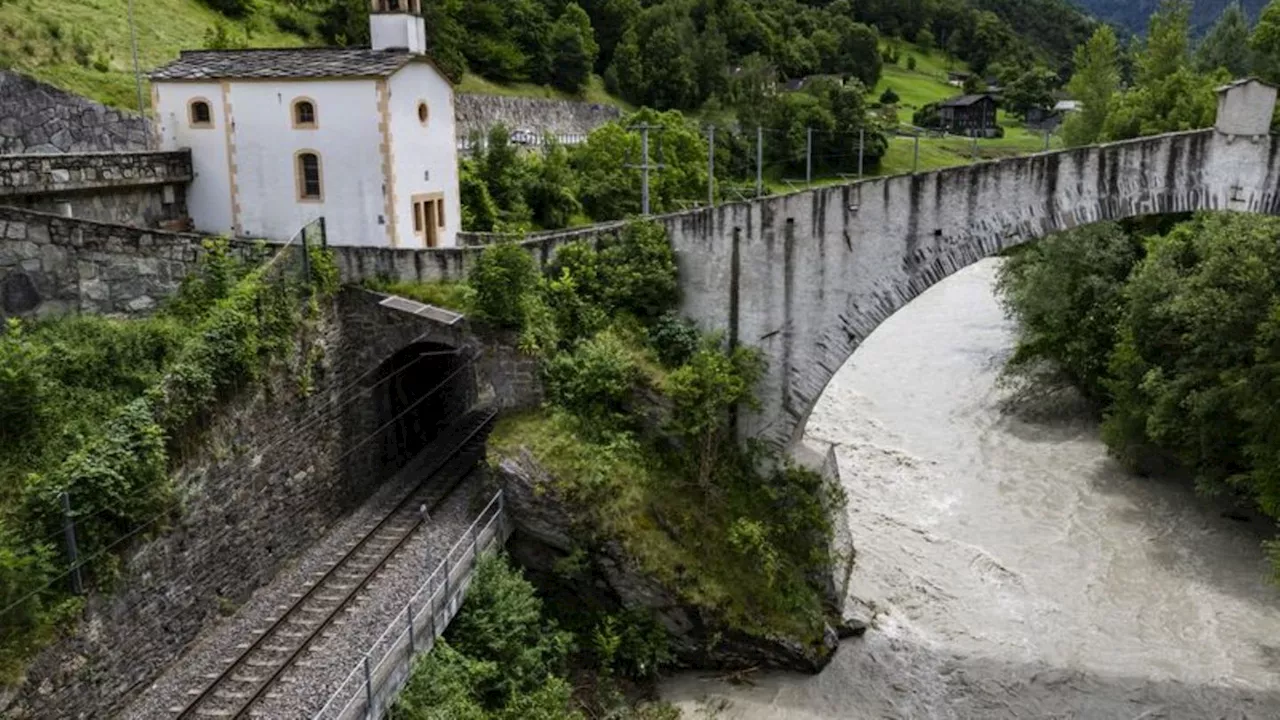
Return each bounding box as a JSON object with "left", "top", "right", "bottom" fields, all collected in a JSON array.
[
  {"left": 455, "top": 93, "right": 621, "bottom": 140},
  {"left": 0, "top": 71, "right": 152, "bottom": 153},
  {"left": 0, "top": 206, "right": 242, "bottom": 319},
  {"left": 6, "top": 290, "right": 500, "bottom": 719},
  {"left": 0, "top": 151, "right": 192, "bottom": 198},
  {"left": 0, "top": 151, "right": 193, "bottom": 228},
  {"left": 8, "top": 185, "right": 189, "bottom": 229}
]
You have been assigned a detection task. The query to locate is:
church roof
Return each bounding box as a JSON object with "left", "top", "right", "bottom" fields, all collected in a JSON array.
[{"left": 150, "top": 47, "right": 423, "bottom": 81}]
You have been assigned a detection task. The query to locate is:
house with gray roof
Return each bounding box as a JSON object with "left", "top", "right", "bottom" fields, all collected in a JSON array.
[{"left": 150, "top": 0, "right": 460, "bottom": 248}]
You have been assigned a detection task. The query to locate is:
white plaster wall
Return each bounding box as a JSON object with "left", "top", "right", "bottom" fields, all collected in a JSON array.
[
  {"left": 388, "top": 62, "right": 460, "bottom": 248},
  {"left": 228, "top": 80, "right": 385, "bottom": 246},
  {"left": 154, "top": 82, "right": 233, "bottom": 235},
  {"left": 1216, "top": 83, "right": 1277, "bottom": 136},
  {"left": 371, "top": 15, "right": 426, "bottom": 53}
]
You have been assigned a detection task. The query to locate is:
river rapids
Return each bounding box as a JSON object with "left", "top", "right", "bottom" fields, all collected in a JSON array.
[{"left": 661, "top": 259, "right": 1280, "bottom": 719}]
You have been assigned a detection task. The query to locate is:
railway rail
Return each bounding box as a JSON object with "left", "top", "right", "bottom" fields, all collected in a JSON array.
[{"left": 169, "top": 408, "right": 496, "bottom": 719}]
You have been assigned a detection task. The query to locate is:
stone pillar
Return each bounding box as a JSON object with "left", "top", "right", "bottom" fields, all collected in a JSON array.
[{"left": 1214, "top": 78, "right": 1278, "bottom": 137}]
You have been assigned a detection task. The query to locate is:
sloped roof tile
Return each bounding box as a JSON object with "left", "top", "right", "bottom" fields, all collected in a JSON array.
[{"left": 150, "top": 47, "right": 418, "bottom": 81}]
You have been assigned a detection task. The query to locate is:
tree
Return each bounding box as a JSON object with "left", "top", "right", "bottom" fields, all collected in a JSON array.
[
  {"left": 879, "top": 87, "right": 900, "bottom": 105},
  {"left": 1062, "top": 25, "right": 1120, "bottom": 146},
  {"left": 470, "top": 242, "right": 538, "bottom": 328},
  {"left": 1138, "top": 0, "right": 1192, "bottom": 86},
  {"left": 917, "top": 27, "right": 936, "bottom": 53},
  {"left": 836, "top": 23, "right": 883, "bottom": 89},
  {"left": 995, "top": 223, "right": 1142, "bottom": 404},
  {"left": 1003, "top": 66, "right": 1058, "bottom": 119},
  {"left": 1196, "top": 1, "right": 1252, "bottom": 77},
  {"left": 548, "top": 3, "right": 598, "bottom": 94},
  {"left": 524, "top": 139, "right": 582, "bottom": 230},
  {"left": 1252, "top": 0, "right": 1280, "bottom": 82}
]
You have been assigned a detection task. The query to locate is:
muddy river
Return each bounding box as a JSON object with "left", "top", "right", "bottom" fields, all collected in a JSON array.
[{"left": 662, "top": 259, "right": 1280, "bottom": 719}]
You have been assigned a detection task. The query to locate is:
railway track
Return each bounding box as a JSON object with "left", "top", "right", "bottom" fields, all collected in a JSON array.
[{"left": 170, "top": 408, "right": 496, "bottom": 719}]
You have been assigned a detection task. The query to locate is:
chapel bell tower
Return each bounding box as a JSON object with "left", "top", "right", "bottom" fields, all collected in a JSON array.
[{"left": 370, "top": 0, "right": 427, "bottom": 54}]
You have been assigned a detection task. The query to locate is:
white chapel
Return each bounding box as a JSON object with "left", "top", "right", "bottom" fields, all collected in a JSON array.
[{"left": 150, "top": 0, "right": 460, "bottom": 249}]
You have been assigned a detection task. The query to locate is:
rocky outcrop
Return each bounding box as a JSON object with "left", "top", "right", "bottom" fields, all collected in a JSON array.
[{"left": 496, "top": 448, "right": 845, "bottom": 674}]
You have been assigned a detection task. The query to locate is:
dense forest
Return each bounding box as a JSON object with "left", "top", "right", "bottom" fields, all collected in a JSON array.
[
  {"left": 301, "top": 0, "right": 1095, "bottom": 107},
  {"left": 1073, "top": 0, "right": 1266, "bottom": 34}
]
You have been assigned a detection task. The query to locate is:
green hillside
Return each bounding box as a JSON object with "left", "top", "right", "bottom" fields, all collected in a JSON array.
[{"left": 0, "top": 0, "right": 315, "bottom": 109}]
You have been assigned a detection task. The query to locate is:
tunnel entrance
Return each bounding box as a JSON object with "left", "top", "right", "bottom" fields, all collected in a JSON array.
[{"left": 370, "top": 341, "right": 478, "bottom": 480}]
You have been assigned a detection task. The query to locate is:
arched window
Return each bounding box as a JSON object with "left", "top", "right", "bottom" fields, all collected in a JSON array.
[
  {"left": 188, "top": 98, "right": 213, "bottom": 128},
  {"left": 296, "top": 151, "right": 323, "bottom": 201},
  {"left": 292, "top": 98, "right": 317, "bottom": 129},
  {"left": 416, "top": 101, "right": 429, "bottom": 126}
]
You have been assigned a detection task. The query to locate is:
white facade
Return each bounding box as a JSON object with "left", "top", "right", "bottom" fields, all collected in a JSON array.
[
  {"left": 151, "top": 8, "right": 459, "bottom": 248},
  {"left": 153, "top": 82, "right": 234, "bottom": 236}
]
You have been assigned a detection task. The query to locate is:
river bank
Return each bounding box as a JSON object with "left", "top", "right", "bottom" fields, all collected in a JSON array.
[{"left": 662, "top": 259, "right": 1280, "bottom": 719}]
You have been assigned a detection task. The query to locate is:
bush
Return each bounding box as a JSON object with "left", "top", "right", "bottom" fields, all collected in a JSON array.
[
  {"left": 664, "top": 343, "right": 763, "bottom": 488},
  {"left": 591, "top": 610, "right": 673, "bottom": 679},
  {"left": 394, "top": 554, "right": 577, "bottom": 719},
  {"left": 470, "top": 242, "right": 538, "bottom": 328},
  {"left": 648, "top": 312, "right": 700, "bottom": 368},
  {"left": 544, "top": 331, "right": 639, "bottom": 426},
  {"left": 912, "top": 102, "right": 942, "bottom": 128},
  {"left": 879, "top": 87, "right": 900, "bottom": 105},
  {"left": 906, "top": 55, "right": 917, "bottom": 71},
  {"left": 599, "top": 221, "right": 680, "bottom": 323},
  {"left": 0, "top": 320, "right": 45, "bottom": 447},
  {"left": 202, "top": 0, "right": 255, "bottom": 18}
]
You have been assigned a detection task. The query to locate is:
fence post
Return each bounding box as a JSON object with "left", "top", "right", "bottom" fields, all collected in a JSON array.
[
  {"left": 747, "top": 124, "right": 757, "bottom": 196},
  {"left": 805, "top": 126, "right": 813, "bottom": 186},
  {"left": 363, "top": 654, "right": 374, "bottom": 720},
  {"left": 301, "top": 228, "right": 312, "bottom": 288},
  {"left": 406, "top": 601, "right": 416, "bottom": 657},
  {"left": 707, "top": 125, "right": 715, "bottom": 208},
  {"left": 60, "top": 492, "right": 83, "bottom": 595},
  {"left": 470, "top": 518, "right": 479, "bottom": 570},
  {"left": 913, "top": 134, "right": 920, "bottom": 174},
  {"left": 971, "top": 132, "right": 978, "bottom": 162},
  {"left": 858, "top": 128, "right": 864, "bottom": 179},
  {"left": 319, "top": 216, "right": 328, "bottom": 249}
]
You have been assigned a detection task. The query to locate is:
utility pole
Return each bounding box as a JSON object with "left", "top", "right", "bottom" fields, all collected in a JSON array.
[
  {"left": 1044, "top": 129, "right": 1051, "bottom": 151},
  {"left": 806, "top": 127, "right": 813, "bottom": 185},
  {"left": 756, "top": 125, "right": 764, "bottom": 198},
  {"left": 708, "top": 125, "right": 715, "bottom": 208},
  {"left": 625, "top": 123, "right": 664, "bottom": 216},
  {"left": 971, "top": 132, "right": 978, "bottom": 162},
  {"left": 858, "top": 128, "right": 864, "bottom": 179},
  {"left": 128, "top": 0, "right": 145, "bottom": 114}
]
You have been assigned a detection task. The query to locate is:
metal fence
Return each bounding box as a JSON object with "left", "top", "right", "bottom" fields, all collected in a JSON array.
[
  {"left": 456, "top": 132, "right": 589, "bottom": 154},
  {"left": 312, "top": 491, "right": 511, "bottom": 720}
]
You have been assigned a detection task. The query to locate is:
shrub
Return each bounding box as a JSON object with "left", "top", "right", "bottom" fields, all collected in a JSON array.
[
  {"left": 648, "top": 312, "right": 701, "bottom": 368},
  {"left": 544, "top": 331, "right": 639, "bottom": 426},
  {"left": 541, "top": 269, "right": 608, "bottom": 346},
  {"left": 202, "top": 0, "right": 256, "bottom": 18},
  {"left": 470, "top": 242, "right": 538, "bottom": 329},
  {"left": 599, "top": 221, "right": 680, "bottom": 323},
  {"left": 0, "top": 319, "right": 45, "bottom": 447},
  {"left": 879, "top": 87, "right": 900, "bottom": 105},
  {"left": 591, "top": 610, "right": 673, "bottom": 679},
  {"left": 907, "top": 55, "right": 917, "bottom": 71},
  {"left": 912, "top": 102, "right": 942, "bottom": 128},
  {"left": 664, "top": 343, "right": 763, "bottom": 488}
]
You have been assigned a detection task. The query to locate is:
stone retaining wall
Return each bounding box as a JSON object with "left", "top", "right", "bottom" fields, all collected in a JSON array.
[
  {"left": 0, "top": 71, "right": 152, "bottom": 153},
  {"left": 455, "top": 93, "right": 621, "bottom": 139},
  {"left": 0, "top": 206, "right": 238, "bottom": 318},
  {"left": 0, "top": 150, "right": 192, "bottom": 197}
]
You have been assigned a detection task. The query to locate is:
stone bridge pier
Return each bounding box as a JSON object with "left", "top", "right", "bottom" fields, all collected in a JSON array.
[{"left": 667, "top": 80, "right": 1280, "bottom": 451}]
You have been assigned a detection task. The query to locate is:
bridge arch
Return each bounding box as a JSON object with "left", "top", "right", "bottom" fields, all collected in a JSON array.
[{"left": 665, "top": 127, "right": 1280, "bottom": 450}]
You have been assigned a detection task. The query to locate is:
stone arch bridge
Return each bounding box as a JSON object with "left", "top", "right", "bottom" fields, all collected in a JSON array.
[{"left": 339, "top": 87, "right": 1280, "bottom": 450}]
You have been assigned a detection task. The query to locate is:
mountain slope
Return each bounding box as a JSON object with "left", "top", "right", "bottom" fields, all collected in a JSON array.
[
  {"left": 1070, "top": 0, "right": 1265, "bottom": 34},
  {"left": 0, "top": 0, "right": 316, "bottom": 109}
]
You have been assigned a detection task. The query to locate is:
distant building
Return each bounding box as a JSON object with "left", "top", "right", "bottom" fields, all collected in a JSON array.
[
  {"left": 150, "top": 0, "right": 460, "bottom": 249},
  {"left": 946, "top": 71, "right": 970, "bottom": 88},
  {"left": 1026, "top": 100, "right": 1082, "bottom": 132},
  {"left": 938, "top": 94, "right": 999, "bottom": 137}
]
